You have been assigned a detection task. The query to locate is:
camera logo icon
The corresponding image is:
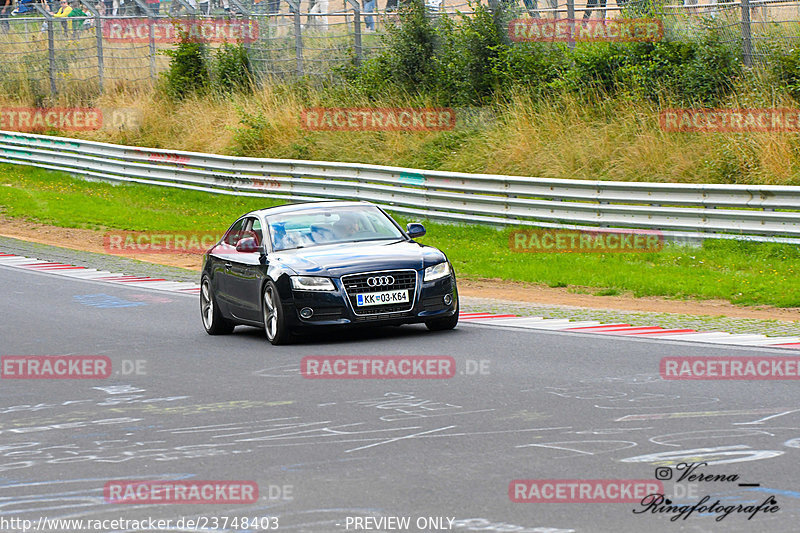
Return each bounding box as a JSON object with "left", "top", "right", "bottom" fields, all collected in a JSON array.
[{"left": 655, "top": 467, "right": 673, "bottom": 480}]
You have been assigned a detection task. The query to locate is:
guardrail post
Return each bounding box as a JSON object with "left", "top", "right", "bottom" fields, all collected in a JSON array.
[
  {"left": 345, "top": 0, "right": 362, "bottom": 66},
  {"left": 33, "top": 5, "right": 58, "bottom": 97},
  {"left": 287, "top": 0, "right": 303, "bottom": 76}
]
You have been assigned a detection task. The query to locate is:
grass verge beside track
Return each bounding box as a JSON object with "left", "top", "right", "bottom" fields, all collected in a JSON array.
[{"left": 1, "top": 163, "right": 798, "bottom": 308}]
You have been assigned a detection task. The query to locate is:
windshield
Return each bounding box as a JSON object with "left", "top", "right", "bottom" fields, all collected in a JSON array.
[{"left": 267, "top": 205, "right": 405, "bottom": 251}]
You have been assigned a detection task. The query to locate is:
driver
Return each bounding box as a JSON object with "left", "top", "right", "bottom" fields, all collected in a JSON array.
[{"left": 332, "top": 213, "right": 361, "bottom": 240}]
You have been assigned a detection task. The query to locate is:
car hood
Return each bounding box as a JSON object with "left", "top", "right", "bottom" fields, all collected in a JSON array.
[{"left": 271, "top": 240, "right": 446, "bottom": 277}]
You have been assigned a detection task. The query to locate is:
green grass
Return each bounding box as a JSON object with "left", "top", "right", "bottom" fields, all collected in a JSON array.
[{"left": 2, "top": 163, "right": 798, "bottom": 308}]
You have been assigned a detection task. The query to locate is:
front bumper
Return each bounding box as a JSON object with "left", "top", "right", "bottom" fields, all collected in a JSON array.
[{"left": 285, "top": 271, "right": 457, "bottom": 329}]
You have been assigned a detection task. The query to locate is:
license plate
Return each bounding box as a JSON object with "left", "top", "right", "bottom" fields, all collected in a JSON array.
[{"left": 356, "top": 290, "right": 409, "bottom": 307}]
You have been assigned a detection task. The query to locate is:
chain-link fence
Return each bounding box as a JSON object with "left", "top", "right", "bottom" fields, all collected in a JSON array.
[{"left": 0, "top": 0, "right": 796, "bottom": 96}]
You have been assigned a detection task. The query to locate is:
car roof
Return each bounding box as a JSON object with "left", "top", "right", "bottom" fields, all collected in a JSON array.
[{"left": 247, "top": 200, "right": 377, "bottom": 218}]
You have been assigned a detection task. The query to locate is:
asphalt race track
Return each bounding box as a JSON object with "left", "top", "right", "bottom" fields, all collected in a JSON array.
[{"left": 1, "top": 263, "right": 799, "bottom": 533}]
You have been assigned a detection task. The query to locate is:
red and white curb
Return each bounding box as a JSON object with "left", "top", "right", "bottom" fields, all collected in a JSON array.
[
  {"left": 459, "top": 313, "right": 800, "bottom": 350},
  {"left": 2, "top": 252, "right": 796, "bottom": 349},
  {"left": 0, "top": 252, "right": 200, "bottom": 294}
]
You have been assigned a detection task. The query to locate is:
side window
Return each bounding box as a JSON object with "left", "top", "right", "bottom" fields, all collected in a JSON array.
[
  {"left": 222, "top": 219, "right": 246, "bottom": 246},
  {"left": 250, "top": 218, "right": 263, "bottom": 246}
]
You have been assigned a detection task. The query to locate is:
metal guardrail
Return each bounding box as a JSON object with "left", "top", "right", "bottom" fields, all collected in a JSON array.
[{"left": 2, "top": 130, "right": 800, "bottom": 244}]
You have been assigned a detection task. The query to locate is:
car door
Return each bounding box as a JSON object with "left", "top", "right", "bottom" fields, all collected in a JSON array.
[
  {"left": 226, "top": 216, "right": 266, "bottom": 323},
  {"left": 211, "top": 218, "right": 246, "bottom": 316}
]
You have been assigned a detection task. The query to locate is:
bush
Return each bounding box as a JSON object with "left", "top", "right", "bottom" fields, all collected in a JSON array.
[
  {"left": 161, "top": 30, "right": 210, "bottom": 100},
  {"left": 772, "top": 47, "right": 800, "bottom": 100},
  {"left": 343, "top": 6, "right": 741, "bottom": 106},
  {"left": 378, "top": 0, "right": 439, "bottom": 93},
  {"left": 554, "top": 25, "right": 740, "bottom": 105},
  {"left": 431, "top": 2, "right": 508, "bottom": 105},
  {"left": 492, "top": 42, "right": 570, "bottom": 95},
  {"left": 214, "top": 42, "right": 253, "bottom": 93}
]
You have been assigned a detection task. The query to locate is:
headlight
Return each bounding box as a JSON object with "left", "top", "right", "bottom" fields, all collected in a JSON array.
[
  {"left": 290, "top": 276, "right": 336, "bottom": 291},
  {"left": 423, "top": 262, "right": 450, "bottom": 282}
]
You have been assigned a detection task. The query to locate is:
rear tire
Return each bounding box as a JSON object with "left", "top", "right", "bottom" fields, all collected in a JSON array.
[
  {"left": 263, "top": 280, "right": 292, "bottom": 345},
  {"left": 201, "top": 276, "right": 235, "bottom": 335}
]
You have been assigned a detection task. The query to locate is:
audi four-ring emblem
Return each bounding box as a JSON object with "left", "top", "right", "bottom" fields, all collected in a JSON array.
[{"left": 367, "top": 276, "right": 395, "bottom": 287}]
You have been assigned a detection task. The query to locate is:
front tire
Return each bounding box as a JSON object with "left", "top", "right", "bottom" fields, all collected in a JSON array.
[
  {"left": 263, "top": 280, "right": 291, "bottom": 345},
  {"left": 201, "top": 276, "right": 235, "bottom": 335},
  {"left": 425, "top": 296, "right": 459, "bottom": 331}
]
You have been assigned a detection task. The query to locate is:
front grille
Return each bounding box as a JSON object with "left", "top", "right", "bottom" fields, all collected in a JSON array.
[
  {"left": 353, "top": 311, "right": 414, "bottom": 322},
  {"left": 341, "top": 269, "right": 417, "bottom": 316}
]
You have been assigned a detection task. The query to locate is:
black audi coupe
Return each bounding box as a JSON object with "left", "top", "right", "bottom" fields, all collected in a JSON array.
[{"left": 200, "top": 201, "right": 459, "bottom": 344}]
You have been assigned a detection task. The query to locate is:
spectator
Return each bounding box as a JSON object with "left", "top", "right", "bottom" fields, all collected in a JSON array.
[
  {"left": 386, "top": 0, "right": 397, "bottom": 12},
  {"left": 43, "top": 0, "right": 72, "bottom": 34},
  {"left": 48, "top": 0, "right": 73, "bottom": 16},
  {"left": 363, "top": 0, "right": 375, "bottom": 31},
  {"left": 1, "top": 0, "right": 11, "bottom": 33},
  {"left": 521, "top": 0, "right": 557, "bottom": 18},
  {"left": 169, "top": 0, "right": 197, "bottom": 16},
  {"left": 583, "top": 0, "right": 606, "bottom": 20},
  {"left": 66, "top": 0, "right": 87, "bottom": 36},
  {"left": 265, "top": 0, "right": 284, "bottom": 37},
  {"left": 83, "top": 0, "right": 104, "bottom": 28},
  {"left": 13, "top": 0, "right": 39, "bottom": 14},
  {"left": 305, "top": 0, "right": 328, "bottom": 31}
]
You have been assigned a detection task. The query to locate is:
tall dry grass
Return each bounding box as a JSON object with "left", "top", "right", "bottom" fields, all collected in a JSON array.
[{"left": 1, "top": 83, "right": 799, "bottom": 185}]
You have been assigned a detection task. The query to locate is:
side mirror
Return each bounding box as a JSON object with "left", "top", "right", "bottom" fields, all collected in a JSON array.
[
  {"left": 235, "top": 237, "right": 259, "bottom": 253},
  {"left": 406, "top": 223, "right": 426, "bottom": 239}
]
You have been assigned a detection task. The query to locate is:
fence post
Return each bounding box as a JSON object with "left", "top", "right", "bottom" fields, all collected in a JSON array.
[
  {"left": 132, "top": 0, "right": 156, "bottom": 81},
  {"left": 567, "top": 0, "right": 574, "bottom": 50},
  {"left": 80, "top": 0, "right": 104, "bottom": 93},
  {"left": 288, "top": 0, "right": 303, "bottom": 76},
  {"left": 345, "top": 0, "right": 362, "bottom": 66},
  {"left": 33, "top": 4, "right": 57, "bottom": 97},
  {"left": 740, "top": 0, "right": 752, "bottom": 66}
]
